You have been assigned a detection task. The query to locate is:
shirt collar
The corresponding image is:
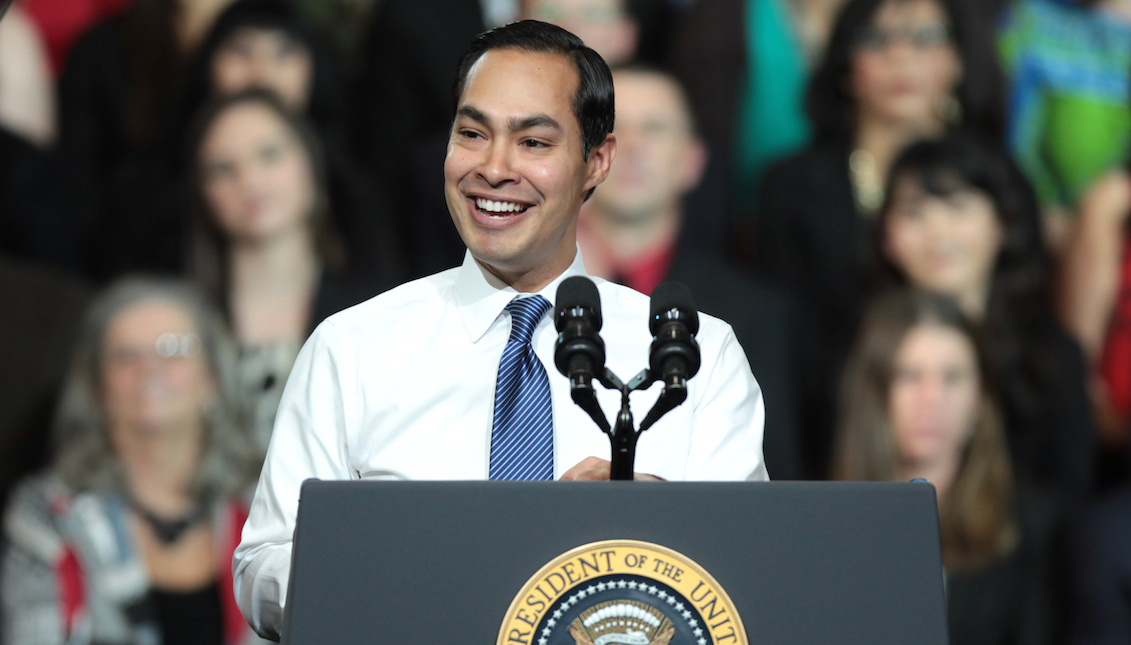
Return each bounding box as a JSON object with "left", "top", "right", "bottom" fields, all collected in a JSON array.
[{"left": 454, "top": 247, "right": 591, "bottom": 343}]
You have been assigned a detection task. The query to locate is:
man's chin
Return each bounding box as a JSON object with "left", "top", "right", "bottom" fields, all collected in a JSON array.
[{"left": 467, "top": 244, "right": 527, "bottom": 275}]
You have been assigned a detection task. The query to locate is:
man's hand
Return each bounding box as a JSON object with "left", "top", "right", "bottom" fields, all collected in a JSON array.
[{"left": 559, "top": 456, "right": 664, "bottom": 481}]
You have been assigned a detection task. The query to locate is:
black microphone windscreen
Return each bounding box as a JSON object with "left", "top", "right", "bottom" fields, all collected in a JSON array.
[
  {"left": 650, "top": 282, "right": 699, "bottom": 335},
  {"left": 555, "top": 276, "right": 602, "bottom": 331}
]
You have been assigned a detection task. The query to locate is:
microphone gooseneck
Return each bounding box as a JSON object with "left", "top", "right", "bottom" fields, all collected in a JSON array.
[{"left": 552, "top": 278, "right": 704, "bottom": 479}]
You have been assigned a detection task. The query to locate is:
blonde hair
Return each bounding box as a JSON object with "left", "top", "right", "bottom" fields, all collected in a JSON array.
[{"left": 833, "top": 289, "right": 1017, "bottom": 571}]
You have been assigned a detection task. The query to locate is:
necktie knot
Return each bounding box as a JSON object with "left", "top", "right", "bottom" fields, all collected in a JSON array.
[{"left": 505, "top": 295, "right": 551, "bottom": 345}]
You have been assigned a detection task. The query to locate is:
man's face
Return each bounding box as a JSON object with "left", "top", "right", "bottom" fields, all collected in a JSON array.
[
  {"left": 592, "top": 72, "right": 704, "bottom": 224},
  {"left": 445, "top": 48, "right": 614, "bottom": 287}
]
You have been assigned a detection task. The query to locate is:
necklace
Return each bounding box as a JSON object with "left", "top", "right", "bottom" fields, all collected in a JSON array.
[
  {"left": 130, "top": 499, "right": 210, "bottom": 545},
  {"left": 848, "top": 148, "right": 885, "bottom": 216}
]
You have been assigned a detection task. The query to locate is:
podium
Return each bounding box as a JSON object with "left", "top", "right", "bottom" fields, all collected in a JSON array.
[{"left": 280, "top": 480, "right": 948, "bottom": 645}]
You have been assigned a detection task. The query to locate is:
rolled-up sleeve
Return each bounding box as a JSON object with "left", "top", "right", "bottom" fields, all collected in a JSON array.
[{"left": 233, "top": 320, "right": 357, "bottom": 640}]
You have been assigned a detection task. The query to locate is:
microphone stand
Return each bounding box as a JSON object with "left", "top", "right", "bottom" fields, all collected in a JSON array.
[{"left": 570, "top": 367, "right": 688, "bottom": 481}]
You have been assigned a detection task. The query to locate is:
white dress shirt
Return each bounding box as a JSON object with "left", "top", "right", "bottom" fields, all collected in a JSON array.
[{"left": 233, "top": 248, "right": 767, "bottom": 639}]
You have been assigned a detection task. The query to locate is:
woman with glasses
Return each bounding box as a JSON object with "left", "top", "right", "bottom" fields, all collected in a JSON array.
[
  {"left": 1, "top": 278, "right": 265, "bottom": 645},
  {"left": 751, "top": 0, "right": 1008, "bottom": 478}
]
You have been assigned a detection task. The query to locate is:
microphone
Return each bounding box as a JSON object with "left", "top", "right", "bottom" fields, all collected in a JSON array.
[
  {"left": 648, "top": 282, "right": 701, "bottom": 387},
  {"left": 554, "top": 276, "right": 606, "bottom": 388},
  {"left": 636, "top": 282, "right": 701, "bottom": 433}
]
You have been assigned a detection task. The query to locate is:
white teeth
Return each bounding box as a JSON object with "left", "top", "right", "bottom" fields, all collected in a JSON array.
[{"left": 475, "top": 197, "right": 527, "bottom": 214}]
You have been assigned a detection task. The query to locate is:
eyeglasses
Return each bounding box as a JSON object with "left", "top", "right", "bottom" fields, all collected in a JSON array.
[
  {"left": 105, "top": 333, "right": 203, "bottom": 367},
  {"left": 853, "top": 21, "right": 951, "bottom": 52},
  {"left": 156, "top": 333, "right": 202, "bottom": 359}
]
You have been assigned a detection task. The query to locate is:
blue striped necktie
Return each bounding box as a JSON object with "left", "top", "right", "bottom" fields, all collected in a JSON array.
[{"left": 490, "top": 295, "right": 554, "bottom": 480}]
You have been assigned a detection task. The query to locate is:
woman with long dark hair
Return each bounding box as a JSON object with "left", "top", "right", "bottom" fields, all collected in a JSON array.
[
  {"left": 753, "top": 0, "right": 1005, "bottom": 477},
  {"left": 187, "top": 89, "right": 379, "bottom": 451},
  {"left": 185, "top": 0, "right": 400, "bottom": 282},
  {"left": 876, "top": 134, "right": 1094, "bottom": 496},
  {"left": 834, "top": 289, "right": 1066, "bottom": 645}
]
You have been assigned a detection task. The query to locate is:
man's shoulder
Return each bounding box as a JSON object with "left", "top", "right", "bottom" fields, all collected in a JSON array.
[
  {"left": 594, "top": 278, "right": 650, "bottom": 315},
  {"left": 316, "top": 268, "right": 461, "bottom": 337}
]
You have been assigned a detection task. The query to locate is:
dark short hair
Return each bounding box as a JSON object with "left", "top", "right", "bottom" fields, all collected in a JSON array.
[
  {"left": 176, "top": 0, "right": 346, "bottom": 150},
  {"left": 451, "top": 20, "right": 615, "bottom": 163},
  {"left": 807, "top": 0, "right": 1004, "bottom": 142}
]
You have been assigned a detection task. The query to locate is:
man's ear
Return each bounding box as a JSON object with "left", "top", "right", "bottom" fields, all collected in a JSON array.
[{"left": 582, "top": 133, "right": 617, "bottom": 195}]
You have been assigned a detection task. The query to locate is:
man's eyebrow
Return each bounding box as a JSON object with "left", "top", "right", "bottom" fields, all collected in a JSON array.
[
  {"left": 456, "top": 105, "right": 490, "bottom": 125},
  {"left": 510, "top": 115, "right": 562, "bottom": 132},
  {"left": 456, "top": 107, "right": 562, "bottom": 133}
]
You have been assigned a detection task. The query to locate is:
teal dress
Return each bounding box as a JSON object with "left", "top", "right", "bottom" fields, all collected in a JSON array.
[{"left": 735, "top": 0, "right": 812, "bottom": 203}]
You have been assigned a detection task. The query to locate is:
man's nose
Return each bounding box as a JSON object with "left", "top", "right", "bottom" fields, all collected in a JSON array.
[{"left": 478, "top": 140, "right": 519, "bottom": 186}]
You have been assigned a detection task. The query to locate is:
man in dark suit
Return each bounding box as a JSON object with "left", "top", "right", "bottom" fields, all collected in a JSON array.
[{"left": 577, "top": 65, "right": 802, "bottom": 478}]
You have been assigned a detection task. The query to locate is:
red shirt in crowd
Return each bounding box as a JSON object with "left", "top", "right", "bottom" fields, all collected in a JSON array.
[
  {"left": 24, "top": 0, "right": 129, "bottom": 76},
  {"left": 1100, "top": 234, "right": 1131, "bottom": 422}
]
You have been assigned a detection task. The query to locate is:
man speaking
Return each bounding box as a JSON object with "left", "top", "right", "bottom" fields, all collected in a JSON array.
[{"left": 233, "top": 20, "right": 767, "bottom": 640}]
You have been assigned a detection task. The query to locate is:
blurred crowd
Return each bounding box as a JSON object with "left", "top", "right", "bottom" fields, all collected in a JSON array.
[{"left": 1, "top": 0, "right": 1130, "bottom": 643}]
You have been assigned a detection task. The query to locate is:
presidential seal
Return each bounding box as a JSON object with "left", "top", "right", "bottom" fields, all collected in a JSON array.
[{"left": 498, "top": 540, "right": 748, "bottom": 645}]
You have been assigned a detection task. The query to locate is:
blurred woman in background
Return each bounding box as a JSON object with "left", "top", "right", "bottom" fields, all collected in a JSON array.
[
  {"left": 876, "top": 135, "right": 1094, "bottom": 497},
  {"left": 189, "top": 89, "right": 377, "bottom": 451},
  {"left": 754, "top": 0, "right": 1004, "bottom": 477},
  {"left": 835, "top": 289, "right": 1065, "bottom": 645},
  {"left": 178, "top": 0, "right": 400, "bottom": 282},
  {"left": 670, "top": 0, "right": 848, "bottom": 211},
  {"left": 1, "top": 277, "right": 262, "bottom": 645},
  {"left": 183, "top": 0, "right": 341, "bottom": 140}
]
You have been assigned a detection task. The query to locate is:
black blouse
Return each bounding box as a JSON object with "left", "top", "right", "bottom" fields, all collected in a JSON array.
[{"left": 149, "top": 582, "right": 224, "bottom": 645}]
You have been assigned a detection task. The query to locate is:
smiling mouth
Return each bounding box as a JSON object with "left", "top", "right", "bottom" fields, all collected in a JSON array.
[{"left": 474, "top": 197, "right": 531, "bottom": 218}]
